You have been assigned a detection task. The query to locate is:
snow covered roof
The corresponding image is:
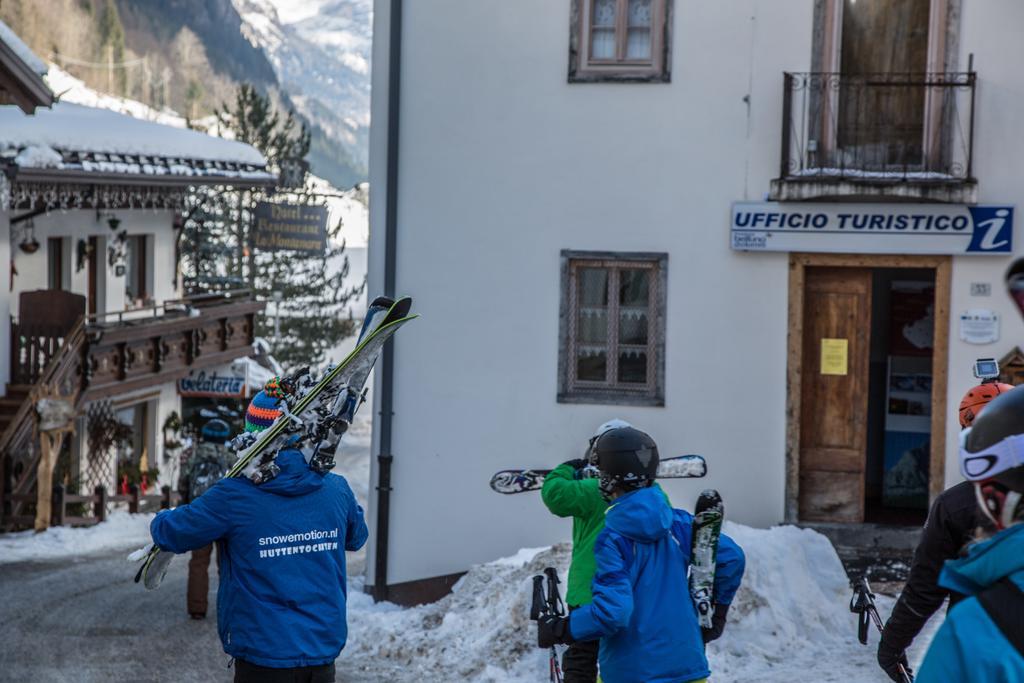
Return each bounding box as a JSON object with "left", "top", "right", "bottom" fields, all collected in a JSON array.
[
  {"left": 0, "top": 21, "right": 52, "bottom": 114},
  {"left": 0, "top": 21, "right": 46, "bottom": 76},
  {"left": 0, "top": 102, "right": 274, "bottom": 185}
]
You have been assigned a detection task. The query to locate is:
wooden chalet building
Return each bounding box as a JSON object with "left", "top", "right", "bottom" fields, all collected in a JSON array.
[{"left": 0, "top": 23, "right": 272, "bottom": 529}]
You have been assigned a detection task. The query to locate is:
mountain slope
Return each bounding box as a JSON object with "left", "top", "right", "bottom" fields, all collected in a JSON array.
[
  {"left": 234, "top": 0, "right": 371, "bottom": 175},
  {"left": 1, "top": 0, "right": 369, "bottom": 187}
]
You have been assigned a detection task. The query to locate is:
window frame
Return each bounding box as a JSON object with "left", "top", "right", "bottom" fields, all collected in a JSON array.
[
  {"left": 558, "top": 250, "right": 667, "bottom": 406},
  {"left": 569, "top": 0, "right": 673, "bottom": 83}
]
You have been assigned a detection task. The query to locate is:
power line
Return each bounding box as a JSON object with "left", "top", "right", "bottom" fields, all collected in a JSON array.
[{"left": 49, "top": 52, "right": 146, "bottom": 69}]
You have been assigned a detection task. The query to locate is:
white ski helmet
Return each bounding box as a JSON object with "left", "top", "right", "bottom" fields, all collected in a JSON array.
[{"left": 594, "top": 418, "right": 633, "bottom": 437}]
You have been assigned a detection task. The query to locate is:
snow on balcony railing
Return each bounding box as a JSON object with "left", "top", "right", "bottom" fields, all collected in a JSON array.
[{"left": 778, "top": 72, "right": 976, "bottom": 183}]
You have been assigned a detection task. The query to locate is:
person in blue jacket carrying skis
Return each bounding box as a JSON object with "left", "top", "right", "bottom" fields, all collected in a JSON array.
[
  {"left": 148, "top": 382, "right": 369, "bottom": 683},
  {"left": 917, "top": 385, "right": 1024, "bottom": 682},
  {"left": 537, "top": 426, "right": 745, "bottom": 683}
]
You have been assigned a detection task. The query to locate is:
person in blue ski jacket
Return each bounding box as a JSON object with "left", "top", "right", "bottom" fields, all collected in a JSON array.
[
  {"left": 537, "top": 426, "right": 745, "bottom": 683},
  {"left": 149, "top": 384, "right": 368, "bottom": 683},
  {"left": 917, "top": 386, "right": 1024, "bottom": 682}
]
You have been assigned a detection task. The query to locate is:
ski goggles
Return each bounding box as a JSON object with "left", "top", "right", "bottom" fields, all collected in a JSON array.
[{"left": 959, "top": 427, "right": 1024, "bottom": 481}]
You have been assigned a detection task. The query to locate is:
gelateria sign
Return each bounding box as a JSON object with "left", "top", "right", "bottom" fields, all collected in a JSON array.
[
  {"left": 731, "top": 202, "right": 1013, "bottom": 255},
  {"left": 178, "top": 369, "right": 247, "bottom": 398}
]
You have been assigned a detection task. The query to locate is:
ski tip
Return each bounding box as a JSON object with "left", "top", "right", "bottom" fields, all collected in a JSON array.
[
  {"left": 387, "top": 296, "right": 414, "bottom": 321},
  {"left": 694, "top": 488, "right": 724, "bottom": 514},
  {"left": 368, "top": 296, "right": 396, "bottom": 310},
  {"left": 657, "top": 454, "right": 707, "bottom": 479}
]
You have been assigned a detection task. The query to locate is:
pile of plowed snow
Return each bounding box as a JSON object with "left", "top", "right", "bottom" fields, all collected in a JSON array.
[
  {"left": 0, "top": 511, "right": 154, "bottom": 564},
  {"left": 345, "top": 523, "right": 939, "bottom": 682},
  {"left": 346, "top": 545, "right": 564, "bottom": 681}
]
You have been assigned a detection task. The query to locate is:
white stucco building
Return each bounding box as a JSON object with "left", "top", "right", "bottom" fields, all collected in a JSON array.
[{"left": 366, "top": 0, "right": 1024, "bottom": 602}]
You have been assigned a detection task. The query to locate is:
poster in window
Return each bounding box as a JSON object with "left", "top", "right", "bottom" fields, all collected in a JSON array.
[{"left": 889, "top": 282, "right": 934, "bottom": 356}]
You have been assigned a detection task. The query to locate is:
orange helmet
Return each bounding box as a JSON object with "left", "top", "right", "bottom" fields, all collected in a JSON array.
[{"left": 959, "top": 382, "right": 1015, "bottom": 428}]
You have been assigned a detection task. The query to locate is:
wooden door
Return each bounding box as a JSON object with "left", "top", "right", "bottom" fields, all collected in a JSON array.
[{"left": 799, "top": 267, "right": 871, "bottom": 522}]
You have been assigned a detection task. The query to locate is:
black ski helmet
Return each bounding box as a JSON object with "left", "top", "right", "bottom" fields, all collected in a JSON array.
[
  {"left": 961, "top": 385, "right": 1024, "bottom": 528},
  {"left": 593, "top": 426, "right": 659, "bottom": 499},
  {"left": 586, "top": 419, "right": 633, "bottom": 465},
  {"left": 201, "top": 418, "right": 231, "bottom": 444}
]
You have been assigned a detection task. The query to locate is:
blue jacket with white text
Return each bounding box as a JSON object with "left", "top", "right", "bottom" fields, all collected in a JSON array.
[{"left": 150, "top": 448, "right": 368, "bottom": 668}]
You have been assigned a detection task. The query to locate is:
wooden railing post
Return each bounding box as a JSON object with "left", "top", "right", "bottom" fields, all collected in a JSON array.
[
  {"left": 160, "top": 485, "right": 171, "bottom": 510},
  {"left": 128, "top": 483, "right": 139, "bottom": 514},
  {"left": 94, "top": 485, "right": 107, "bottom": 523},
  {"left": 51, "top": 483, "right": 65, "bottom": 527},
  {"left": 0, "top": 452, "right": 6, "bottom": 529}
]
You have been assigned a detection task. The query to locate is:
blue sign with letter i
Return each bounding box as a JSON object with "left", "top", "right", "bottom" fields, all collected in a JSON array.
[{"left": 966, "top": 206, "right": 1013, "bottom": 253}]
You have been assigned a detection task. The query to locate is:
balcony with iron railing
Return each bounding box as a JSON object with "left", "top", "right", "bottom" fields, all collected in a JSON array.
[{"left": 770, "top": 72, "right": 977, "bottom": 203}]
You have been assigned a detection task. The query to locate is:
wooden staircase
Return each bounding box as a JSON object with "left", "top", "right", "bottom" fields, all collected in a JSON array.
[
  {"left": 0, "top": 291, "right": 265, "bottom": 529},
  {"left": 0, "top": 385, "right": 31, "bottom": 436}
]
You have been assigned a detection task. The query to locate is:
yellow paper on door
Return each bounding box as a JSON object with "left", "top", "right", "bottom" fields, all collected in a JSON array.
[{"left": 820, "top": 338, "right": 848, "bottom": 376}]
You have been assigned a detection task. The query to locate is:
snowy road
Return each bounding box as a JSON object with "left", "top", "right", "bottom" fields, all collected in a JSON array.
[
  {"left": 0, "top": 546, "right": 392, "bottom": 683},
  {"left": 0, "top": 526, "right": 945, "bottom": 682}
]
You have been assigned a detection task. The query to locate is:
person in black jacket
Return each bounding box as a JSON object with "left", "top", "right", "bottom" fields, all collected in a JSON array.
[{"left": 876, "top": 379, "right": 1011, "bottom": 681}]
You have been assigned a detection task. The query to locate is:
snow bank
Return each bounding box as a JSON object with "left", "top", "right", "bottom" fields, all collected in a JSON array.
[
  {"left": 709, "top": 523, "right": 865, "bottom": 680},
  {"left": 46, "top": 66, "right": 184, "bottom": 128},
  {"left": 0, "top": 511, "right": 154, "bottom": 564},
  {"left": 346, "top": 544, "right": 568, "bottom": 682},
  {"left": 346, "top": 523, "right": 937, "bottom": 682}
]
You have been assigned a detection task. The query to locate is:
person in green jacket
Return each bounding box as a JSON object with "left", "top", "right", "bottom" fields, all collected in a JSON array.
[{"left": 541, "top": 419, "right": 631, "bottom": 683}]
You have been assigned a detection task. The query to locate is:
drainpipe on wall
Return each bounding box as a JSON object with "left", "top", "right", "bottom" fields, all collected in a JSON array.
[{"left": 373, "top": 0, "right": 403, "bottom": 603}]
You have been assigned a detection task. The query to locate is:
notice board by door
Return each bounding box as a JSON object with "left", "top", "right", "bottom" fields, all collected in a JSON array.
[{"left": 798, "top": 267, "right": 872, "bottom": 522}]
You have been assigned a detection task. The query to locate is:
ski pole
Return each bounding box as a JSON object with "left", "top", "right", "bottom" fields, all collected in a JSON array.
[
  {"left": 850, "top": 578, "right": 914, "bottom": 683},
  {"left": 530, "top": 575, "right": 545, "bottom": 621},
  {"left": 543, "top": 568, "right": 565, "bottom": 683},
  {"left": 530, "top": 569, "right": 564, "bottom": 683},
  {"left": 544, "top": 567, "right": 566, "bottom": 619}
]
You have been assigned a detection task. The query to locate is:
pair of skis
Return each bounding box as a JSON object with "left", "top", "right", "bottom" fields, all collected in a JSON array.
[
  {"left": 491, "top": 454, "right": 723, "bottom": 629},
  {"left": 489, "top": 454, "right": 708, "bottom": 494},
  {"left": 131, "top": 295, "right": 417, "bottom": 589}
]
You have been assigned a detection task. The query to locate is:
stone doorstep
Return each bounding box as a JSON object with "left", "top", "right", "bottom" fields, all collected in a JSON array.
[
  {"left": 800, "top": 522, "right": 923, "bottom": 553},
  {"left": 798, "top": 522, "right": 923, "bottom": 595}
]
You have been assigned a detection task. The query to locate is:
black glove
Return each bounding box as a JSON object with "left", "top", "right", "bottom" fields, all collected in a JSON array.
[
  {"left": 537, "top": 614, "right": 574, "bottom": 648},
  {"left": 701, "top": 603, "right": 729, "bottom": 643},
  {"left": 561, "top": 459, "right": 587, "bottom": 472},
  {"left": 877, "top": 635, "right": 913, "bottom": 682}
]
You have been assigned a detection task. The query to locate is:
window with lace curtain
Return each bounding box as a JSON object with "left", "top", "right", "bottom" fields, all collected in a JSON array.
[
  {"left": 569, "top": 0, "right": 672, "bottom": 82},
  {"left": 558, "top": 251, "right": 667, "bottom": 405}
]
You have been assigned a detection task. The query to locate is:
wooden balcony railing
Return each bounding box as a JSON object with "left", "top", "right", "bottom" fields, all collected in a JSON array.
[{"left": 0, "top": 290, "right": 264, "bottom": 529}]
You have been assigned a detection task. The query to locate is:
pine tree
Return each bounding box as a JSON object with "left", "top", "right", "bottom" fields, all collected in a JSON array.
[
  {"left": 180, "top": 85, "right": 365, "bottom": 371},
  {"left": 97, "top": 0, "right": 127, "bottom": 94}
]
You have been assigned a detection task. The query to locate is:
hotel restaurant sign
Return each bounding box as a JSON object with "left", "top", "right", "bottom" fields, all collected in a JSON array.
[
  {"left": 253, "top": 201, "right": 328, "bottom": 254},
  {"left": 731, "top": 203, "right": 1013, "bottom": 255}
]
